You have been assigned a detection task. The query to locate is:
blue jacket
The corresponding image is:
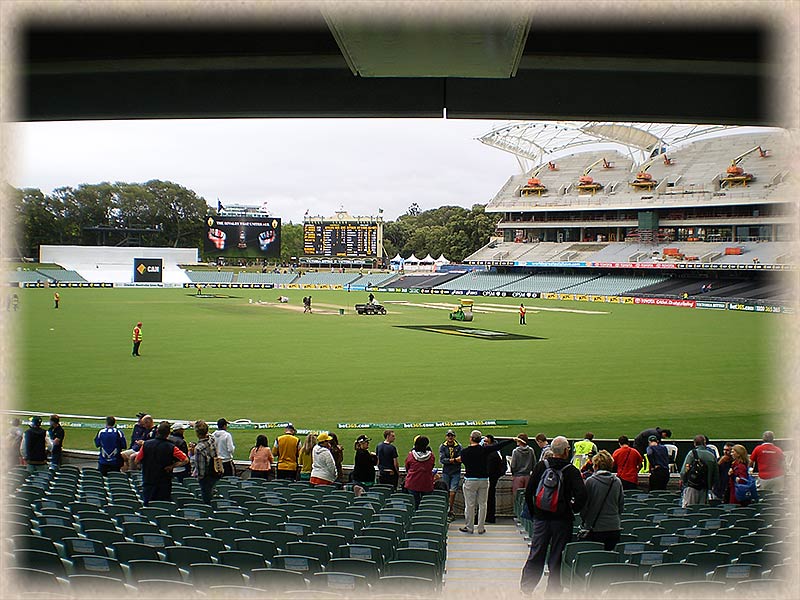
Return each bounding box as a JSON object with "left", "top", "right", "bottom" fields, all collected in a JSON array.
[{"left": 95, "top": 427, "right": 127, "bottom": 466}]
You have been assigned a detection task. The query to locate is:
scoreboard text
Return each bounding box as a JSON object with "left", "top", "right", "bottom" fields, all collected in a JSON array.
[{"left": 303, "top": 223, "right": 378, "bottom": 257}]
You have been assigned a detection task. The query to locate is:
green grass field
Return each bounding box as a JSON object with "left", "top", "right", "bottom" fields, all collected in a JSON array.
[{"left": 11, "top": 286, "right": 784, "bottom": 459}]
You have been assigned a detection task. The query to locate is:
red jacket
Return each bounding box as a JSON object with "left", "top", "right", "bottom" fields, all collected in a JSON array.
[{"left": 404, "top": 450, "right": 435, "bottom": 492}]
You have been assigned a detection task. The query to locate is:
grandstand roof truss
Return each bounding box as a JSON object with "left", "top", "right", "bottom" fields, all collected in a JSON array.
[{"left": 478, "top": 121, "right": 738, "bottom": 172}]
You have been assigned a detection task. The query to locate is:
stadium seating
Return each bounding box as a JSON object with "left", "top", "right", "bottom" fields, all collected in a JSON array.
[
  {"left": 294, "top": 272, "right": 360, "bottom": 286},
  {"left": 184, "top": 270, "right": 234, "bottom": 283},
  {"left": 236, "top": 272, "right": 298, "bottom": 285}
]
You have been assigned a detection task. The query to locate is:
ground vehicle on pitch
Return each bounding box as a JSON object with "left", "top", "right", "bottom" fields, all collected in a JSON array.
[{"left": 355, "top": 303, "right": 387, "bottom": 315}]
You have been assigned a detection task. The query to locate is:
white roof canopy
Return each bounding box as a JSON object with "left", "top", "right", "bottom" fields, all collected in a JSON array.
[{"left": 405, "top": 253, "right": 420, "bottom": 262}]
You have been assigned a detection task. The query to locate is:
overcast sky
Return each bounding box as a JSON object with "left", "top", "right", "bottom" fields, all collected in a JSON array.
[{"left": 11, "top": 118, "right": 520, "bottom": 223}]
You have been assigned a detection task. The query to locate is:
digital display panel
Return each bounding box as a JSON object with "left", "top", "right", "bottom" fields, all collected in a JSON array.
[
  {"left": 205, "top": 216, "right": 281, "bottom": 258},
  {"left": 303, "top": 223, "right": 378, "bottom": 257}
]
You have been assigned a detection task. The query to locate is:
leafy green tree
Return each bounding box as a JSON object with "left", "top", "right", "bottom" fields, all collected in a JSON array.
[{"left": 280, "top": 222, "right": 304, "bottom": 262}]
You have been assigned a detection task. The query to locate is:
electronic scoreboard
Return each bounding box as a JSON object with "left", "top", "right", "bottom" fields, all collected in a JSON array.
[{"left": 303, "top": 222, "right": 379, "bottom": 257}]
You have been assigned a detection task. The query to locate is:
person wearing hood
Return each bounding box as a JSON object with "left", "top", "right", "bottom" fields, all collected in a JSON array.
[
  {"left": 404, "top": 435, "right": 435, "bottom": 508},
  {"left": 510, "top": 433, "right": 536, "bottom": 496},
  {"left": 310, "top": 433, "right": 337, "bottom": 486},
  {"left": 579, "top": 450, "right": 624, "bottom": 550}
]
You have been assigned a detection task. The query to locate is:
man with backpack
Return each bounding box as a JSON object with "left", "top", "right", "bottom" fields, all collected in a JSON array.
[
  {"left": 680, "top": 434, "right": 719, "bottom": 507},
  {"left": 520, "top": 436, "right": 587, "bottom": 595}
]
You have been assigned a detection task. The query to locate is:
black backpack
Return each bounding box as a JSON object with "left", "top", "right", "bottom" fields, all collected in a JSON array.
[
  {"left": 535, "top": 459, "right": 571, "bottom": 512},
  {"left": 685, "top": 449, "right": 708, "bottom": 489}
]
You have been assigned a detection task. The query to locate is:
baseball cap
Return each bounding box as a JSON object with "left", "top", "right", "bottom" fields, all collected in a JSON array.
[
  {"left": 446, "top": 430, "right": 455, "bottom": 436},
  {"left": 317, "top": 432, "right": 332, "bottom": 443},
  {"left": 31, "top": 416, "right": 42, "bottom": 426},
  {"left": 217, "top": 418, "right": 229, "bottom": 428},
  {"left": 286, "top": 423, "right": 296, "bottom": 432},
  {"left": 648, "top": 435, "right": 659, "bottom": 442},
  {"left": 172, "top": 422, "right": 189, "bottom": 431},
  {"left": 356, "top": 435, "right": 371, "bottom": 444}
]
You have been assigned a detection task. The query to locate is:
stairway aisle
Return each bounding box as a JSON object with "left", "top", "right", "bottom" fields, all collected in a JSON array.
[{"left": 443, "top": 517, "right": 530, "bottom": 595}]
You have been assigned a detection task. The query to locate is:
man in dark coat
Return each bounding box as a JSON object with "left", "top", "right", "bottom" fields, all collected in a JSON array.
[
  {"left": 135, "top": 421, "right": 189, "bottom": 505},
  {"left": 520, "top": 435, "right": 587, "bottom": 594}
]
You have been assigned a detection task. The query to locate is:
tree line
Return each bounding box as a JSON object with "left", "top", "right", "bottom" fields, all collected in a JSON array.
[{"left": 10, "top": 182, "right": 497, "bottom": 263}]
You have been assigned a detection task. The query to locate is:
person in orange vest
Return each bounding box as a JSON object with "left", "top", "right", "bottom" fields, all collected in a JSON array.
[
  {"left": 132, "top": 322, "right": 143, "bottom": 356},
  {"left": 53, "top": 292, "right": 60, "bottom": 309},
  {"left": 519, "top": 303, "right": 526, "bottom": 325}
]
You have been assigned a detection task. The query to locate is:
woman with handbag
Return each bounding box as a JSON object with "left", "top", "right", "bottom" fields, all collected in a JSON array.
[
  {"left": 728, "top": 444, "right": 755, "bottom": 506},
  {"left": 579, "top": 450, "right": 624, "bottom": 550}
]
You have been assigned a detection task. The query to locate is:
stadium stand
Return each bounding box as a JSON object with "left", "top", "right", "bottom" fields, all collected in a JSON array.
[
  {"left": 39, "top": 245, "right": 197, "bottom": 284},
  {"left": 184, "top": 270, "right": 234, "bottom": 284},
  {"left": 35, "top": 269, "right": 87, "bottom": 283},
  {"left": 348, "top": 273, "right": 398, "bottom": 287},
  {"left": 4, "top": 465, "right": 451, "bottom": 595},
  {"left": 294, "top": 272, "right": 361, "bottom": 286},
  {"left": 433, "top": 272, "right": 527, "bottom": 291},
  {"left": 495, "top": 272, "right": 595, "bottom": 293},
  {"left": 553, "top": 274, "right": 670, "bottom": 295},
  {"left": 382, "top": 273, "right": 461, "bottom": 289},
  {"left": 512, "top": 485, "right": 794, "bottom": 595},
  {"left": 236, "top": 272, "right": 298, "bottom": 285},
  {"left": 7, "top": 270, "right": 47, "bottom": 284}
]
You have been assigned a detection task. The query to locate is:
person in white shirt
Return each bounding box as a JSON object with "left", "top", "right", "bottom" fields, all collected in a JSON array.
[{"left": 212, "top": 418, "right": 236, "bottom": 476}]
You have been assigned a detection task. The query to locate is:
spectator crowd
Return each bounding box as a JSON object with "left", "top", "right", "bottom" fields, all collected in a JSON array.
[{"left": 7, "top": 415, "right": 787, "bottom": 594}]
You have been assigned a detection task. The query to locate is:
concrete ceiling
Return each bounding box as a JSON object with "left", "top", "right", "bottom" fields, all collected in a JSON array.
[{"left": 21, "top": 12, "right": 772, "bottom": 125}]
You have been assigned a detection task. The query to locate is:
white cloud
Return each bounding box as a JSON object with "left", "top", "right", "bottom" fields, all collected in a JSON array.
[{"left": 11, "top": 118, "right": 518, "bottom": 223}]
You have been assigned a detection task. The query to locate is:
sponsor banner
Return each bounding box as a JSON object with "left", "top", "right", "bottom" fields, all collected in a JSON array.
[
  {"left": 620, "top": 297, "right": 635, "bottom": 304},
  {"left": 134, "top": 258, "right": 163, "bottom": 283},
  {"left": 184, "top": 283, "right": 271, "bottom": 289},
  {"left": 286, "top": 284, "right": 299, "bottom": 289},
  {"left": 511, "top": 292, "right": 540, "bottom": 298},
  {"left": 331, "top": 285, "right": 343, "bottom": 290},
  {"left": 591, "top": 295, "right": 606, "bottom": 303},
  {"left": 728, "top": 302, "right": 756, "bottom": 312},
  {"left": 755, "top": 305, "right": 783, "bottom": 313},
  {"left": 634, "top": 297, "right": 697, "bottom": 308},
  {"left": 696, "top": 301, "right": 727, "bottom": 310},
  {"left": 725, "top": 303, "right": 782, "bottom": 313},
  {"left": 481, "top": 291, "right": 510, "bottom": 297},
  {"left": 590, "top": 261, "right": 677, "bottom": 269},
  {"left": 559, "top": 294, "right": 575, "bottom": 301},
  {"left": 115, "top": 282, "right": 166, "bottom": 288},
  {"left": 607, "top": 296, "right": 619, "bottom": 303},
  {"left": 338, "top": 419, "right": 528, "bottom": 430},
  {"left": 576, "top": 294, "right": 589, "bottom": 302},
  {"left": 544, "top": 293, "right": 558, "bottom": 300},
  {"left": 515, "top": 261, "right": 588, "bottom": 268}
]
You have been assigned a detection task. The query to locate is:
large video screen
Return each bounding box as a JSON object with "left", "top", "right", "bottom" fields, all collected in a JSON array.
[
  {"left": 304, "top": 223, "right": 378, "bottom": 257},
  {"left": 205, "top": 216, "right": 281, "bottom": 258}
]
